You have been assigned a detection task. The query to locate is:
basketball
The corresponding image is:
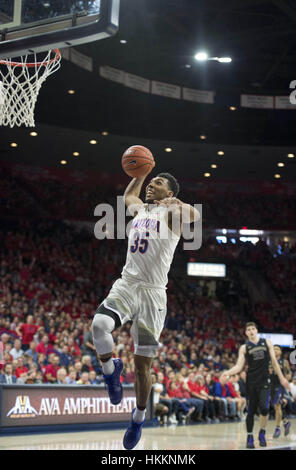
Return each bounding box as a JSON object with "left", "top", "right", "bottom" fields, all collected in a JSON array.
[{"left": 122, "top": 145, "right": 155, "bottom": 178}]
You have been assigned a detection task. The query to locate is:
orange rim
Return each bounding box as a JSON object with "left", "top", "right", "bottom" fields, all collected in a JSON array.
[{"left": 0, "top": 48, "right": 61, "bottom": 67}]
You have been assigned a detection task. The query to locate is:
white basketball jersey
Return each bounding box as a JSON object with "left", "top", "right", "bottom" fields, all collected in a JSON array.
[{"left": 121, "top": 204, "right": 180, "bottom": 288}]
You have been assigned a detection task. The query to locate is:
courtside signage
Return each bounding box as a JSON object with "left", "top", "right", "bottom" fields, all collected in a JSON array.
[{"left": 1, "top": 386, "right": 138, "bottom": 427}]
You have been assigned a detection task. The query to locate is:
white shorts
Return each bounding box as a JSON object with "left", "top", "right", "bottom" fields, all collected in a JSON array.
[{"left": 103, "top": 277, "right": 167, "bottom": 358}]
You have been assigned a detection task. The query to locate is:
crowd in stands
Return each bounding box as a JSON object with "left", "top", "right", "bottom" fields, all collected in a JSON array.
[
  {"left": 0, "top": 216, "right": 295, "bottom": 426},
  {"left": 0, "top": 169, "right": 295, "bottom": 427},
  {"left": 1, "top": 169, "right": 296, "bottom": 229}
]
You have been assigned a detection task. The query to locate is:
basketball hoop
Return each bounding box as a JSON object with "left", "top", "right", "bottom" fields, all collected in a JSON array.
[{"left": 0, "top": 49, "right": 61, "bottom": 128}]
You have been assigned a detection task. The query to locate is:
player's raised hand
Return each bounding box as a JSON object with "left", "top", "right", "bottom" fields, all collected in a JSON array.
[{"left": 154, "top": 197, "right": 182, "bottom": 209}]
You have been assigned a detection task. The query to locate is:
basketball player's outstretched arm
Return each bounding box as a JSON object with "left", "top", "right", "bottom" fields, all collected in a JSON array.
[
  {"left": 221, "top": 345, "right": 246, "bottom": 378},
  {"left": 267, "top": 340, "right": 290, "bottom": 390},
  {"left": 123, "top": 176, "right": 146, "bottom": 216},
  {"left": 154, "top": 197, "right": 200, "bottom": 224}
]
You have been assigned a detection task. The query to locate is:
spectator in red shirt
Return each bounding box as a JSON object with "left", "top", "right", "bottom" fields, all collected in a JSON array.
[
  {"left": 16, "top": 315, "right": 40, "bottom": 351},
  {"left": 15, "top": 356, "right": 28, "bottom": 381},
  {"left": 44, "top": 354, "right": 60, "bottom": 383},
  {"left": 35, "top": 334, "right": 55, "bottom": 356}
]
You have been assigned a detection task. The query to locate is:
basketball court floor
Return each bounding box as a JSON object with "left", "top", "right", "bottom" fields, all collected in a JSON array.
[{"left": 1, "top": 419, "right": 295, "bottom": 450}]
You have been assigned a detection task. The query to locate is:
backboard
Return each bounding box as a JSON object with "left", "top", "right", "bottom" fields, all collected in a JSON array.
[{"left": 0, "top": 0, "right": 120, "bottom": 57}]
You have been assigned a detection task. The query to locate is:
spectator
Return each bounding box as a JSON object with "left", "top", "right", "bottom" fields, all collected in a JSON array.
[
  {"left": 89, "top": 370, "right": 102, "bottom": 385},
  {"left": 10, "top": 339, "right": 24, "bottom": 360},
  {"left": 74, "top": 360, "right": 83, "bottom": 380},
  {"left": 81, "top": 355, "right": 94, "bottom": 374},
  {"left": 214, "top": 374, "right": 236, "bottom": 420},
  {"left": 25, "top": 341, "right": 38, "bottom": 363},
  {"left": 59, "top": 344, "right": 74, "bottom": 368},
  {"left": 44, "top": 354, "right": 60, "bottom": 383},
  {"left": 152, "top": 373, "right": 170, "bottom": 425},
  {"left": 15, "top": 357, "right": 29, "bottom": 381},
  {"left": 227, "top": 375, "right": 246, "bottom": 419},
  {"left": 57, "top": 368, "right": 68, "bottom": 384},
  {"left": 15, "top": 314, "right": 40, "bottom": 351},
  {"left": 76, "top": 371, "right": 90, "bottom": 385},
  {"left": 66, "top": 367, "right": 77, "bottom": 384},
  {"left": 0, "top": 363, "right": 17, "bottom": 384},
  {"left": 35, "top": 334, "right": 53, "bottom": 356}
]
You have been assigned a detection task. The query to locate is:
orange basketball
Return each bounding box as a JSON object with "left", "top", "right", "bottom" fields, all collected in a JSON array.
[{"left": 122, "top": 145, "right": 155, "bottom": 178}]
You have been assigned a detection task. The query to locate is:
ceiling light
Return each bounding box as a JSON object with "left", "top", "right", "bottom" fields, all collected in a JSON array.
[
  {"left": 73, "top": 152, "right": 79, "bottom": 156},
  {"left": 185, "top": 64, "right": 191, "bottom": 69},
  {"left": 30, "top": 131, "right": 38, "bottom": 136},
  {"left": 120, "top": 40, "right": 127, "bottom": 44},
  {"left": 204, "top": 172, "right": 211, "bottom": 177},
  {"left": 194, "top": 52, "right": 208, "bottom": 62},
  {"left": 89, "top": 140, "right": 97, "bottom": 144},
  {"left": 229, "top": 106, "right": 236, "bottom": 111},
  {"left": 217, "top": 57, "right": 232, "bottom": 63},
  {"left": 217, "top": 151, "right": 224, "bottom": 155},
  {"left": 200, "top": 135, "right": 207, "bottom": 140},
  {"left": 274, "top": 174, "right": 281, "bottom": 179},
  {"left": 287, "top": 153, "right": 294, "bottom": 158},
  {"left": 165, "top": 147, "right": 172, "bottom": 152},
  {"left": 10, "top": 142, "right": 18, "bottom": 147},
  {"left": 277, "top": 162, "right": 284, "bottom": 167},
  {"left": 61, "top": 160, "right": 67, "bottom": 165},
  {"left": 211, "top": 164, "right": 217, "bottom": 168},
  {"left": 102, "top": 131, "right": 109, "bottom": 136},
  {"left": 68, "top": 90, "right": 75, "bottom": 94}
]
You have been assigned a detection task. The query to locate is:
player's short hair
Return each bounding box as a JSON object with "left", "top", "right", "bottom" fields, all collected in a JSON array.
[
  {"left": 274, "top": 344, "right": 281, "bottom": 349},
  {"left": 157, "top": 173, "right": 180, "bottom": 197},
  {"left": 245, "top": 322, "right": 258, "bottom": 330}
]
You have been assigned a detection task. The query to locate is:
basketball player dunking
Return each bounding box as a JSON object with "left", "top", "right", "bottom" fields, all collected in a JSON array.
[
  {"left": 269, "top": 345, "right": 291, "bottom": 438},
  {"left": 221, "top": 322, "right": 290, "bottom": 449},
  {"left": 91, "top": 170, "right": 199, "bottom": 450}
]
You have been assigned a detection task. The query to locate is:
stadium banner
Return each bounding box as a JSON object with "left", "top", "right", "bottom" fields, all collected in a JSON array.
[
  {"left": 151, "top": 81, "right": 181, "bottom": 99},
  {"left": 274, "top": 96, "right": 296, "bottom": 110},
  {"left": 182, "top": 87, "right": 214, "bottom": 104},
  {"left": 99, "top": 65, "right": 126, "bottom": 84},
  {"left": 124, "top": 72, "right": 150, "bottom": 93},
  {"left": 240, "top": 94, "right": 274, "bottom": 109},
  {"left": 0, "top": 385, "right": 151, "bottom": 429},
  {"left": 70, "top": 48, "right": 93, "bottom": 72}
]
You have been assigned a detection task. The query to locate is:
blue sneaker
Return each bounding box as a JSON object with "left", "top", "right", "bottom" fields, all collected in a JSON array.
[
  {"left": 273, "top": 427, "right": 281, "bottom": 438},
  {"left": 259, "top": 429, "right": 267, "bottom": 447},
  {"left": 247, "top": 435, "right": 255, "bottom": 449},
  {"left": 284, "top": 421, "right": 291, "bottom": 436},
  {"left": 103, "top": 358, "right": 123, "bottom": 405},
  {"left": 123, "top": 408, "right": 145, "bottom": 450}
]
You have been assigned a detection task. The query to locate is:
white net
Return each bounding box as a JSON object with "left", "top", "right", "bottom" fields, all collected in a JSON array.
[{"left": 0, "top": 50, "right": 61, "bottom": 128}]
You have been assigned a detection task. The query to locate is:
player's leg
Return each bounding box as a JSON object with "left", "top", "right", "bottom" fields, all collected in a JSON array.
[
  {"left": 91, "top": 301, "right": 123, "bottom": 404},
  {"left": 258, "top": 383, "right": 270, "bottom": 447},
  {"left": 123, "top": 354, "right": 153, "bottom": 450},
  {"left": 246, "top": 385, "right": 260, "bottom": 448},
  {"left": 271, "top": 385, "right": 282, "bottom": 437},
  {"left": 123, "top": 286, "right": 166, "bottom": 450},
  {"left": 134, "top": 354, "right": 154, "bottom": 411},
  {"left": 91, "top": 278, "right": 134, "bottom": 405}
]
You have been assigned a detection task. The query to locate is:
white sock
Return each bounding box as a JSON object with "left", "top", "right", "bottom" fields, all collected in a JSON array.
[
  {"left": 133, "top": 407, "right": 146, "bottom": 423},
  {"left": 102, "top": 358, "right": 115, "bottom": 376}
]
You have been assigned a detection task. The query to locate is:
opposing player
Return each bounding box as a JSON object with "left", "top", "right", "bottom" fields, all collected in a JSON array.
[
  {"left": 91, "top": 168, "right": 199, "bottom": 450},
  {"left": 221, "top": 322, "right": 290, "bottom": 449},
  {"left": 269, "top": 344, "right": 291, "bottom": 438}
]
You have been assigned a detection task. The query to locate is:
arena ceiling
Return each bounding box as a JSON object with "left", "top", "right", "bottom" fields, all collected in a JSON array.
[{"left": 1, "top": 0, "right": 296, "bottom": 181}]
